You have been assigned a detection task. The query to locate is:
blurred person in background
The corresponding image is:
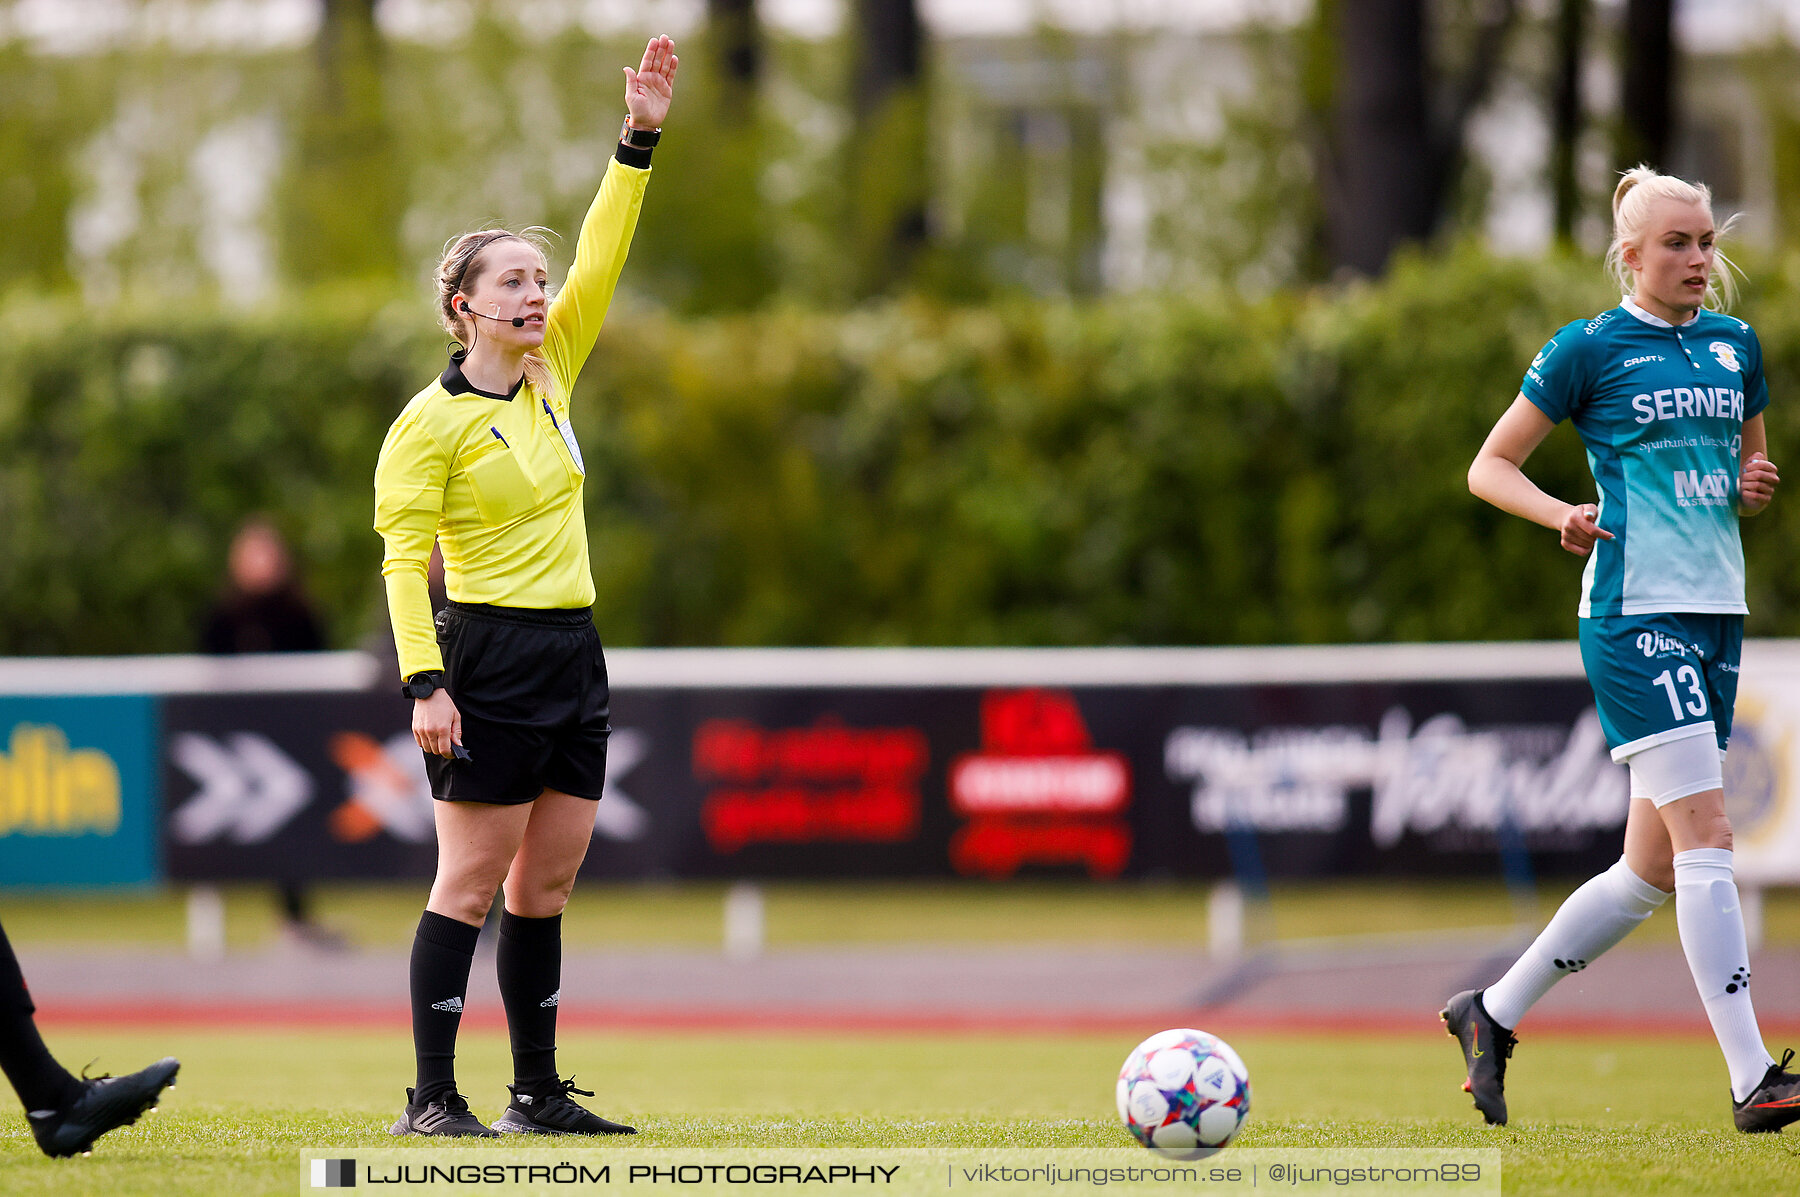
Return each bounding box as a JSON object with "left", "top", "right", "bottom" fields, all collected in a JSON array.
[
  {"left": 200, "top": 517, "right": 345, "bottom": 950},
  {"left": 201, "top": 518, "right": 325, "bottom": 656},
  {"left": 0, "top": 918, "right": 178, "bottom": 1156},
  {"left": 373, "top": 36, "right": 676, "bottom": 1139},
  {"left": 1456, "top": 165, "right": 1798, "bottom": 1132}
]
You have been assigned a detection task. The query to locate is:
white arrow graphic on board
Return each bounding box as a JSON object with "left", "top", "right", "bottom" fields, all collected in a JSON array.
[
  {"left": 594, "top": 728, "right": 649, "bottom": 842},
  {"left": 170, "top": 732, "right": 314, "bottom": 844}
]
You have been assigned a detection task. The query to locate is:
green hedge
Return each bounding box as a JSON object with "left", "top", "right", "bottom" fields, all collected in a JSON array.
[{"left": 5, "top": 245, "right": 1800, "bottom": 655}]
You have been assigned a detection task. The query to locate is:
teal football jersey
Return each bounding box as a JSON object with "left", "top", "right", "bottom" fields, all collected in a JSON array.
[{"left": 1522, "top": 298, "right": 1769, "bottom": 617}]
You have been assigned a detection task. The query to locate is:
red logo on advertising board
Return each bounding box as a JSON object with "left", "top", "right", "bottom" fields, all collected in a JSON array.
[
  {"left": 695, "top": 717, "right": 929, "bottom": 853},
  {"left": 948, "top": 690, "right": 1132, "bottom": 879},
  {"left": 326, "top": 732, "right": 435, "bottom": 844}
]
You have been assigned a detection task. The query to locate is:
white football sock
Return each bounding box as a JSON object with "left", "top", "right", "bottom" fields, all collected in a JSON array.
[
  {"left": 1673, "top": 847, "right": 1775, "bottom": 1101},
  {"left": 1482, "top": 858, "right": 1668, "bottom": 1030}
]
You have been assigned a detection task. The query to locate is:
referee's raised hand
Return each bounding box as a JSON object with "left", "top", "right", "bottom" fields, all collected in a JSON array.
[
  {"left": 413, "top": 689, "right": 462, "bottom": 759},
  {"left": 623, "top": 35, "right": 677, "bottom": 131}
]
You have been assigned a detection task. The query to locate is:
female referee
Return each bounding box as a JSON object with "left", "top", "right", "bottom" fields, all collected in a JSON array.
[
  {"left": 1449, "top": 166, "right": 1799, "bottom": 1132},
  {"left": 373, "top": 36, "right": 676, "bottom": 1138}
]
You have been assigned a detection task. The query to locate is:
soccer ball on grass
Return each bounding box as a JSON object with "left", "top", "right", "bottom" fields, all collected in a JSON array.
[{"left": 1115, "top": 1028, "right": 1250, "bottom": 1157}]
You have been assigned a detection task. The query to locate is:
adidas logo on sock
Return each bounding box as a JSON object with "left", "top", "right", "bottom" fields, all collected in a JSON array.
[
  {"left": 518, "top": 1094, "right": 534, "bottom": 1105},
  {"left": 540, "top": 989, "right": 560, "bottom": 1009},
  {"left": 430, "top": 996, "right": 464, "bottom": 1013}
]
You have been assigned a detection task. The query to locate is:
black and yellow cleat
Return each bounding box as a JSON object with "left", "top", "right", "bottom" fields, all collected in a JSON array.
[
  {"left": 1441, "top": 989, "right": 1516, "bottom": 1126},
  {"left": 1733, "top": 1049, "right": 1800, "bottom": 1133},
  {"left": 492, "top": 1077, "right": 635, "bottom": 1136},
  {"left": 28, "top": 1056, "right": 180, "bottom": 1158}
]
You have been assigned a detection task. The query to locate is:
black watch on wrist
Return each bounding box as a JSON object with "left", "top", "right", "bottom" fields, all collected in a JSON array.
[
  {"left": 402, "top": 671, "right": 445, "bottom": 700},
  {"left": 621, "top": 116, "right": 661, "bottom": 148}
]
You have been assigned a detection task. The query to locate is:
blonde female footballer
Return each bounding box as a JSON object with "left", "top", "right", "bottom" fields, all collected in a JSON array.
[{"left": 1450, "top": 166, "right": 1799, "bottom": 1132}]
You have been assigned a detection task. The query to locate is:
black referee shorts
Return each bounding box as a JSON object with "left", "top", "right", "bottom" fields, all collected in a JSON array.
[{"left": 425, "top": 601, "right": 610, "bottom": 805}]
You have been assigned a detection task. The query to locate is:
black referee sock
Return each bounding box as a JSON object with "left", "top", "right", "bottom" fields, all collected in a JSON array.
[
  {"left": 410, "top": 910, "right": 480, "bottom": 1108},
  {"left": 0, "top": 922, "right": 81, "bottom": 1113},
  {"left": 496, "top": 910, "right": 563, "bottom": 1093}
]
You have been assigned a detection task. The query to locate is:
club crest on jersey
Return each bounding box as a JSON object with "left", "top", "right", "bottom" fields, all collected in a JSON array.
[{"left": 1710, "top": 342, "right": 1741, "bottom": 373}]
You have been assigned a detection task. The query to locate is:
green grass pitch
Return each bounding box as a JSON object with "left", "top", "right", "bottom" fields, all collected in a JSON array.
[{"left": 0, "top": 1026, "right": 1794, "bottom": 1195}]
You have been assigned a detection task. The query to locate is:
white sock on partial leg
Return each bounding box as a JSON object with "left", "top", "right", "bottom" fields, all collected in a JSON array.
[
  {"left": 1673, "top": 847, "right": 1776, "bottom": 1101},
  {"left": 1481, "top": 858, "right": 1669, "bottom": 1030}
]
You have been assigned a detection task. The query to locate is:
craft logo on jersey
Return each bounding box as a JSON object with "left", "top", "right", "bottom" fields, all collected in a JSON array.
[
  {"left": 1673, "top": 467, "right": 1733, "bottom": 508},
  {"left": 1622, "top": 355, "right": 1664, "bottom": 368},
  {"left": 1710, "top": 342, "right": 1741, "bottom": 373},
  {"left": 947, "top": 689, "right": 1132, "bottom": 879},
  {"left": 1636, "top": 630, "right": 1693, "bottom": 659}
]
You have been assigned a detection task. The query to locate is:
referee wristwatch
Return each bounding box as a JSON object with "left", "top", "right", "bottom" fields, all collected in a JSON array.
[
  {"left": 620, "top": 117, "right": 660, "bottom": 148},
  {"left": 402, "top": 671, "right": 446, "bottom": 701}
]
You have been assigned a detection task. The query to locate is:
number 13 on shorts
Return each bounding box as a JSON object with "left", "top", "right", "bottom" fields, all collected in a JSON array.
[{"left": 1654, "top": 664, "right": 1709, "bottom": 721}]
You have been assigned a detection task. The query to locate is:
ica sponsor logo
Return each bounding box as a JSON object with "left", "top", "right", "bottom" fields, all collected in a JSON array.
[
  {"left": 0, "top": 724, "right": 123, "bottom": 836},
  {"left": 1636, "top": 631, "right": 1693, "bottom": 659},
  {"left": 948, "top": 689, "right": 1132, "bottom": 880},
  {"left": 1673, "top": 467, "right": 1733, "bottom": 507},
  {"left": 1710, "top": 341, "right": 1741, "bottom": 373}
]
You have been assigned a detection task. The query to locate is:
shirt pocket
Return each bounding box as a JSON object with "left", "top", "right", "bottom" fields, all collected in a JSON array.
[{"left": 458, "top": 435, "right": 541, "bottom": 526}]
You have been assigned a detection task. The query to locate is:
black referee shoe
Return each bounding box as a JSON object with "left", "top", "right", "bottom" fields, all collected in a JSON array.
[
  {"left": 492, "top": 1078, "right": 636, "bottom": 1136},
  {"left": 1441, "top": 989, "right": 1517, "bottom": 1126},
  {"left": 28, "top": 1056, "right": 180, "bottom": 1158},
  {"left": 389, "top": 1088, "right": 499, "bottom": 1137},
  {"left": 1734, "top": 1049, "right": 1800, "bottom": 1133}
]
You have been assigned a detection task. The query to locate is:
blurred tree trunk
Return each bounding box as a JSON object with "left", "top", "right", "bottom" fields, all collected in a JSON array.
[
  {"left": 281, "top": 0, "right": 401, "bottom": 283},
  {"left": 850, "top": 0, "right": 929, "bottom": 296},
  {"left": 645, "top": 0, "right": 777, "bottom": 310},
  {"left": 707, "top": 0, "right": 761, "bottom": 121},
  {"left": 1328, "top": 0, "right": 1433, "bottom": 276},
  {"left": 1323, "top": 0, "right": 1518, "bottom": 276},
  {"left": 1550, "top": 0, "right": 1586, "bottom": 243},
  {"left": 1617, "top": 0, "right": 1674, "bottom": 172}
]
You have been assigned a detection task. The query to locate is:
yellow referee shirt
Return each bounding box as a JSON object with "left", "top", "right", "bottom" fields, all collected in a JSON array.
[{"left": 374, "top": 153, "right": 651, "bottom": 681}]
